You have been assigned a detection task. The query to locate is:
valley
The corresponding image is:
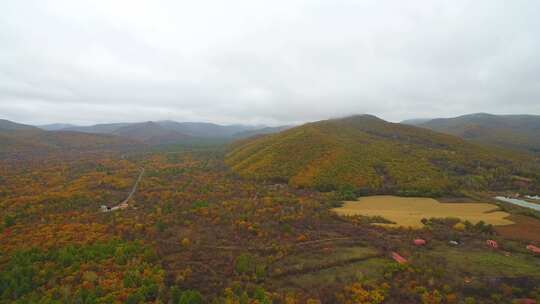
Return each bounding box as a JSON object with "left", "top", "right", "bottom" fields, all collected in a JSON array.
[
  {"left": 4, "top": 1, "right": 540, "bottom": 302},
  {"left": 1, "top": 115, "right": 540, "bottom": 303}
]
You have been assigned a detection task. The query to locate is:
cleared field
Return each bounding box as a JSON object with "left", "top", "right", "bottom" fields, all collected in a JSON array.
[
  {"left": 495, "top": 215, "right": 540, "bottom": 242},
  {"left": 333, "top": 195, "right": 513, "bottom": 228},
  {"left": 427, "top": 247, "right": 540, "bottom": 278},
  {"left": 283, "top": 257, "right": 391, "bottom": 289},
  {"left": 268, "top": 245, "right": 389, "bottom": 290},
  {"left": 272, "top": 245, "right": 379, "bottom": 276}
]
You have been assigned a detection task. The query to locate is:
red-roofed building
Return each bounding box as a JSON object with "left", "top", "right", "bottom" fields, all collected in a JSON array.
[
  {"left": 526, "top": 244, "right": 540, "bottom": 254},
  {"left": 391, "top": 252, "right": 407, "bottom": 264},
  {"left": 413, "top": 239, "right": 426, "bottom": 246},
  {"left": 486, "top": 240, "right": 498, "bottom": 249}
]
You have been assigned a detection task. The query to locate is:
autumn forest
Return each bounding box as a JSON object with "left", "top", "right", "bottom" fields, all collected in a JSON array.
[{"left": 2, "top": 115, "right": 540, "bottom": 304}]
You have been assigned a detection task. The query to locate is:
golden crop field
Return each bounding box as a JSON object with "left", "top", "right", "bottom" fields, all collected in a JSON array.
[{"left": 333, "top": 195, "right": 514, "bottom": 228}]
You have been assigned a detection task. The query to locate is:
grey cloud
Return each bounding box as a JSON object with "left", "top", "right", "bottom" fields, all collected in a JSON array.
[{"left": 1, "top": 0, "right": 539, "bottom": 125}]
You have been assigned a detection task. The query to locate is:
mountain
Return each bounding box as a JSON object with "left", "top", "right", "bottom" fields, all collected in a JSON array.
[
  {"left": 400, "top": 118, "right": 432, "bottom": 125},
  {"left": 63, "top": 123, "right": 131, "bottom": 134},
  {"left": 0, "top": 119, "right": 142, "bottom": 153},
  {"left": 155, "top": 121, "right": 258, "bottom": 138},
  {"left": 59, "top": 121, "right": 269, "bottom": 138},
  {"left": 31, "top": 131, "right": 142, "bottom": 150},
  {"left": 0, "top": 119, "right": 40, "bottom": 131},
  {"left": 37, "top": 123, "right": 78, "bottom": 131},
  {"left": 48, "top": 120, "right": 288, "bottom": 142},
  {"left": 226, "top": 115, "right": 539, "bottom": 195},
  {"left": 0, "top": 129, "right": 141, "bottom": 154},
  {"left": 111, "top": 121, "right": 191, "bottom": 145},
  {"left": 232, "top": 125, "right": 292, "bottom": 139},
  {"left": 412, "top": 113, "right": 540, "bottom": 154}
]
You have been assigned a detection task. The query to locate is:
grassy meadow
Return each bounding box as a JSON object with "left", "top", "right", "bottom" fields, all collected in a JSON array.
[{"left": 333, "top": 195, "right": 514, "bottom": 228}]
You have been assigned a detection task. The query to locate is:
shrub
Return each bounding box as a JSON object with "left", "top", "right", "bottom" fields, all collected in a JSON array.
[
  {"left": 140, "top": 283, "right": 159, "bottom": 301},
  {"left": 82, "top": 271, "right": 98, "bottom": 283},
  {"left": 235, "top": 254, "right": 254, "bottom": 274},
  {"left": 255, "top": 264, "right": 267, "bottom": 280},
  {"left": 126, "top": 291, "right": 144, "bottom": 304},
  {"left": 336, "top": 282, "right": 386, "bottom": 304},
  {"left": 156, "top": 220, "right": 167, "bottom": 233},
  {"left": 3, "top": 215, "right": 15, "bottom": 228},
  {"left": 73, "top": 288, "right": 99, "bottom": 304},
  {"left": 253, "top": 286, "right": 271, "bottom": 304},
  {"left": 171, "top": 288, "right": 203, "bottom": 304},
  {"left": 463, "top": 297, "right": 476, "bottom": 304},
  {"left": 191, "top": 201, "right": 209, "bottom": 209},
  {"left": 336, "top": 185, "right": 357, "bottom": 200},
  {"left": 453, "top": 222, "right": 465, "bottom": 231},
  {"left": 180, "top": 238, "right": 191, "bottom": 247},
  {"left": 421, "top": 289, "right": 443, "bottom": 304}
]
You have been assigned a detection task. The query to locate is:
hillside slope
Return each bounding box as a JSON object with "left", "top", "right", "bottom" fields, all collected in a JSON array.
[
  {"left": 38, "top": 123, "right": 78, "bottom": 131},
  {"left": 0, "top": 129, "right": 141, "bottom": 153},
  {"left": 0, "top": 119, "right": 142, "bottom": 153},
  {"left": 156, "top": 121, "right": 256, "bottom": 138},
  {"left": 414, "top": 113, "right": 540, "bottom": 154},
  {"left": 400, "top": 118, "right": 432, "bottom": 126},
  {"left": 53, "top": 120, "right": 286, "bottom": 140},
  {"left": 232, "top": 125, "right": 292, "bottom": 139},
  {"left": 0, "top": 119, "right": 40, "bottom": 131},
  {"left": 63, "top": 123, "right": 131, "bottom": 134},
  {"left": 226, "top": 115, "right": 539, "bottom": 195}
]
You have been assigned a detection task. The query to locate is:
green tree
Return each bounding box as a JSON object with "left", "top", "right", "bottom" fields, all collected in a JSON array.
[
  {"left": 171, "top": 288, "right": 203, "bottom": 304},
  {"left": 235, "top": 254, "right": 254, "bottom": 274},
  {"left": 3, "top": 215, "right": 15, "bottom": 228}
]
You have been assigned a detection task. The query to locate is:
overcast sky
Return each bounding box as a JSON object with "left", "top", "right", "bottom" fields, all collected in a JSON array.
[{"left": 1, "top": 0, "right": 539, "bottom": 126}]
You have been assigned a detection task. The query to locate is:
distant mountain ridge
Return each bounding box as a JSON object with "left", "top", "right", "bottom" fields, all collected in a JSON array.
[
  {"left": 232, "top": 125, "right": 293, "bottom": 139},
  {"left": 0, "top": 127, "right": 141, "bottom": 154},
  {"left": 37, "top": 120, "right": 288, "bottom": 140},
  {"left": 38, "top": 123, "right": 78, "bottom": 131},
  {"left": 0, "top": 119, "right": 40, "bottom": 131},
  {"left": 406, "top": 113, "right": 540, "bottom": 154},
  {"left": 155, "top": 121, "right": 260, "bottom": 138},
  {"left": 0, "top": 118, "right": 290, "bottom": 154},
  {"left": 110, "top": 122, "right": 191, "bottom": 145},
  {"left": 62, "top": 123, "right": 132, "bottom": 134},
  {"left": 400, "top": 118, "right": 432, "bottom": 126}
]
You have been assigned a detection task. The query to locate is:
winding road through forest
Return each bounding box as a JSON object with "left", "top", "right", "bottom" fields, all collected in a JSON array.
[
  {"left": 101, "top": 167, "right": 145, "bottom": 212},
  {"left": 123, "top": 167, "right": 145, "bottom": 204}
]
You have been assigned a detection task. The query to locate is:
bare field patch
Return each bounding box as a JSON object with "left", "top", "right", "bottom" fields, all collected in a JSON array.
[
  {"left": 332, "top": 195, "right": 513, "bottom": 228},
  {"left": 494, "top": 215, "right": 540, "bottom": 242}
]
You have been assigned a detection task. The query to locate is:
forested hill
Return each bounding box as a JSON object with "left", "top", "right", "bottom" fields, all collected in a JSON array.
[
  {"left": 0, "top": 130, "right": 142, "bottom": 153},
  {"left": 110, "top": 122, "right": 191, "bottom": 145},
  {"left": 412, "top": 113, "right": 540, "bottom": 154},
  {"left": 0, "top": 119, "right": 40, "bottom": 131},
  {"left": 0, "top": 119, "right": 142, "bottom": 154},
  {"left": 226, "top": 115, "right": 540, "bottom": 195}
]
